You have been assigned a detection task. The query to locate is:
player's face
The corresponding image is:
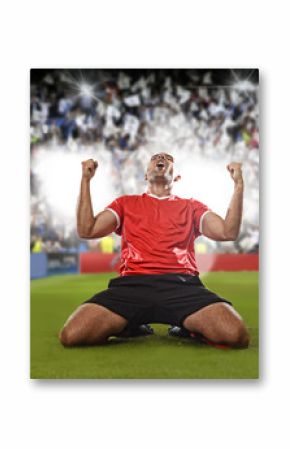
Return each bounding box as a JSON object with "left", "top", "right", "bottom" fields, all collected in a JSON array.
[{"left": 146, "top": 153, "right": 174, "bottom": 182}]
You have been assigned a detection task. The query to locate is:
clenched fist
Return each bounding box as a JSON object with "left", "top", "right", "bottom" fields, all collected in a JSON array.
[
  {"left": 81, "top": 159, "right": 98, "bottom": 181},
  {"left": 227, "top": 162, "right": 243, "bottom": 185}
]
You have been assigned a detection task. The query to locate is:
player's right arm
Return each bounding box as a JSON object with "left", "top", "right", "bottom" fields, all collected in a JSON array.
[{"left": 77, "top": 159, "right": 118, "bottom": 239}]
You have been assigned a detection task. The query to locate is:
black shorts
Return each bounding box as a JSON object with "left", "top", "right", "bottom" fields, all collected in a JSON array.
[{"left": 84, "top": 273, "right": 232, "bottom": 328}]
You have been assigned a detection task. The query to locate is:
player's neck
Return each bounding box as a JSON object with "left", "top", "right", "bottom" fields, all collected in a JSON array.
[{"left": 147, "top": 182, "right": 172, "bottom": 198}]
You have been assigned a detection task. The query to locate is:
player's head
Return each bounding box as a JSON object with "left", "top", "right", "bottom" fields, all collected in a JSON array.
[{"left": 145, "top": 152, "right": 181, "bottom": 185}]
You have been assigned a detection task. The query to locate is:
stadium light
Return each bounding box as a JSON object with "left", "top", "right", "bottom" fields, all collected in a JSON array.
[
  {"left": 234, "top": 80, "right": 256, "bottom": 92},
  {"left": 230, "top": 69, "right": 257, "bottom": 92},
  {"left": 79, "top": 83, "right": 94, "bottom": 98},
  {"left": 61, "top": 72, "right": 102, "bottom": 102}
]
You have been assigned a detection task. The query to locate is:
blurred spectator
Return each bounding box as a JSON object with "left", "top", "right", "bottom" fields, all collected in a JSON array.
[
  {"left": 99, "top": 236, "right": 115, "bottom": 254},
  {"left": 31, "top": 236, "right": 44, "bottom": 253}
]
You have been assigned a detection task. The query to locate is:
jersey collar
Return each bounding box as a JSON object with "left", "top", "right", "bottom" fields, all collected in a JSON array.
[{"left": 145, "top": 192, "right": 173, "bottom": 200}]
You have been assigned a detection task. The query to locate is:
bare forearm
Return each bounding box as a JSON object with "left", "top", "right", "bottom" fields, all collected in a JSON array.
[
  {"left": 202, "top": 163, "right": 244, "bottom": 242},
  {"left": 77, "top": 179, "right": 95, "bottom": 237},
  {"left": 224, "top": 181, "right": 244, "bottom": 240}
]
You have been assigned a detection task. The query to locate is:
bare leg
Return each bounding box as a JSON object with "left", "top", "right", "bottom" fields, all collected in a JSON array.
[
  {"left": 59, "top": 304, "right": 128, "bottom": 347},
  {"left": 183, "top": 302, "right": 250, "bottom": 348}
]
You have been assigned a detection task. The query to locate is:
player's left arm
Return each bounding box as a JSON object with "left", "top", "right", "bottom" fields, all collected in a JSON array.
[{"left": 202, "top": 163, "right": 244, "bottom": 241}]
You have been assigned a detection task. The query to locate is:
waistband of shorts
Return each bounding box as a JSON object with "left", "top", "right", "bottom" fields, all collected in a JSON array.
[{"left": 109, "top": 273, "right": 202, "bottom": 286}]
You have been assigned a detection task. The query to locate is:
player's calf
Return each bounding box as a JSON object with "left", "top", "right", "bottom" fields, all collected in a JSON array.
[{"left": 169, "top": 324, "right": 249, "bottom": 349}]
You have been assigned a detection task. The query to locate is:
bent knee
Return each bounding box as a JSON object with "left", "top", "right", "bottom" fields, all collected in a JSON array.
[
  {"left": 59, "top": 326, "right": 87, "bottom": 347},
  {"left": 59, "top": 324, "right": 110, "bottom": 347},
  {"left": 59, "top": 327, "right": 76, "bottom": 347},
  {"left": 227, "top": 323, "right": 250, "bottom": 348}
]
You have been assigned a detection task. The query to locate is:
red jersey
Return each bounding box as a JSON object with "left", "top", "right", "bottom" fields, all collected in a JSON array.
[{"left": 105, "top": 193, "right": 210, "bottom": 276}]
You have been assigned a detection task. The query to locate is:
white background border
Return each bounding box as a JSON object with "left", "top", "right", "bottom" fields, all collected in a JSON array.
[{"left": 1, "top": 1, "right": 289, "bottom": 448}]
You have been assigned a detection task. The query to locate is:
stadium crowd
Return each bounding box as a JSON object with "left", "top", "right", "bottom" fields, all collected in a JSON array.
[{"left": 30, "top": 69, "right": 259, "bottom": 254}]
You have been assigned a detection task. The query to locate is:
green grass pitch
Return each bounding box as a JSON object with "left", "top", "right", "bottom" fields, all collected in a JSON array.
[{"left": 30, "top": 272, "right": 259, "bottom": 379}]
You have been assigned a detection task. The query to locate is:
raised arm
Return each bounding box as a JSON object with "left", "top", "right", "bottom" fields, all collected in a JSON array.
[
  {"left": 202, "top": 162, "right": 244, "bottom": 241},
  {"left": 77, "top": 159, "right": 118, "bottom": 239}
]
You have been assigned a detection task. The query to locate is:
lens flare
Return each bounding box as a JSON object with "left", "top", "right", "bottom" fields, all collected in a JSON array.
[{"left": 79, "top": 83, "right": 94, "bottom": 98}]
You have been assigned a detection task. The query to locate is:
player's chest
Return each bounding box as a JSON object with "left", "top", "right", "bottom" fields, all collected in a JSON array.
[{"left": 124, "top": 201, "right": 191, "bottom": 229}]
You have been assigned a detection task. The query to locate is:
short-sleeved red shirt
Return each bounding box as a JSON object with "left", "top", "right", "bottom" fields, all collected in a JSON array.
[{"left": 105, "top": 193, "right": 210, "bottom": 276}]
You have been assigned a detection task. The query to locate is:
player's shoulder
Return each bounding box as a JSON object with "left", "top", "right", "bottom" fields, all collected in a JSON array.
[
  {"left": 172, "top": 194, "right": 189, "bottom": 201},
  {"left": 114, "top": 194, "right": 143, "bottom": 204},
  {"left": 171, "top": 195, "right": 196, "bottom": 204},
  {"left": 174, "top": 196, "right": 208, "bottom": 209},
  {"left": 188, "top": 197, "right": 199, "bottom": 203},
  {"left": 188, "top": 197, "right": 210, "bottom": 213}
]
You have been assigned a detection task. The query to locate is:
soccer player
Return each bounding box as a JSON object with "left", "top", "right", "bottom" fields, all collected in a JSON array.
[{"left": 59, "top": 153, "right": 249, "bottom": 348}]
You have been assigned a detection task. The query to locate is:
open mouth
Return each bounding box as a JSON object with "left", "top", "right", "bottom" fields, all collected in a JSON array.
[{"left": 156, "top": 161, "right": 165, "bottom": 169}]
